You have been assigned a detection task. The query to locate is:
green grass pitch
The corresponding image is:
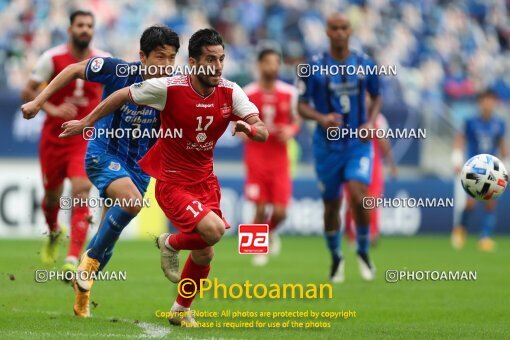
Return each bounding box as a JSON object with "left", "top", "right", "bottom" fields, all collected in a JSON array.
[{"left": 1, "top": 236, "right": 509, "bottom": 339}]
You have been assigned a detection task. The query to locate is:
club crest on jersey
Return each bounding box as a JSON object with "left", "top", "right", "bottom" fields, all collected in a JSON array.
[
  {"left": 196, "top": 132, "right": 207, "bottom": 143},
  {"left": 91, "top": 58, "right": 104, "bottom": 73},
  {"left": 220, "top": 104, "right": 232, "bottom": 118},
  {"left": 108, "top": 161, "right": 121, "bottom": 171}
]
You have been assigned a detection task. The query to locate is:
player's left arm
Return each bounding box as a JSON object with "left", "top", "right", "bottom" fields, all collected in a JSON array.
[
  {"left": 231, "top": 83, "right": 268, "bottom": 142},
  {"left": 232, "top": 115, "right": 268, "bottom": 142}
]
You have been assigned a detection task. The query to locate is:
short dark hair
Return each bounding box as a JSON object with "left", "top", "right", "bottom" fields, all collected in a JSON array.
[
  {"left": 188, "top": 29, "right": 224, "bottom": 59},
  {"left": 70, "top": 10, "right": 94, "bottom": 25},
  {"left": 257, "top": 48, "right": 281, "bottom": 62},
  {"left": 478, "top": 89, "right": 498, "bottom": 100},
  {"left": 140, "top": 25, "right": 180, "bottom": 57}
]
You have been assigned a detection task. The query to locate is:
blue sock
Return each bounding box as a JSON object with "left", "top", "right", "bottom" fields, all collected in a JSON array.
[
  {"left": 325, "top": 231, "right": 341, "bottom": 260},
  {"left": 460, "top": 209, "right": 473, "bottom": 227},
  {"left": 357, "top": 225, "right": 370, "bottom": 255},
  {"left": 98, "top": 249, "right": 114, "bottom": 271},
  {"left": 87, "top": 226, "right": 115, "bottom": 271},
  {"left": 88, "top": 206, "right": 135, "bottom": 263},
  {"left": 87, "top": 232, "right": 98, "bottom": 250},
  {"left": 480, "top": 211, "right": 497, "bottom": 238}
]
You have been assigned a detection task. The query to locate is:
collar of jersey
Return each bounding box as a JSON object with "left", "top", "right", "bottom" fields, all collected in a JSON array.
[{"left": 187, "top": 75, "right": 216, "bottom": 100}]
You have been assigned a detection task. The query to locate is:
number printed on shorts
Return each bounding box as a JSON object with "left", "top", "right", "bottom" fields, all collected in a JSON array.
[{"left": 185, "top": 200, "right": 203, "bottom": 218}]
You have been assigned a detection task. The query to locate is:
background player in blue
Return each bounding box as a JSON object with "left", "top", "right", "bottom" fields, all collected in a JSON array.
[
  {"left": 20, "top": 25, "right": 180, "bottom": 317},
  {"left": 297, "top": 13, "right": 381, "bottom": 283},
  {"left": 452, "top": 90, "right": 507, "bottom": 252}
]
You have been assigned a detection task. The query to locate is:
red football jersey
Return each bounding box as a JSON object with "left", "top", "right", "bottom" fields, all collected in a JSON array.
[
  {"left": 132, "top": 75, "right": 259, "bottom": 185},
  {"left": 243, "top": 80, "right": 297, "bottom": 168},
  {"left": 30, "top": 44, "right": 108, "bottom": 145}
]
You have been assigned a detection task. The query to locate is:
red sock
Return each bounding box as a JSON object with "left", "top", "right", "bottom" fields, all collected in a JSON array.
[
  {"left": 168, "top": 233, "right": 209, "bottom": 250},
  {"left": 176, "top": 254, "right": 210, "bottom": 308},
  {"left": 42, "top": 199, "right": 59, "bottom": 233},
  {"left": 67, "top": 206, "right": 90, "bottom": 258}
]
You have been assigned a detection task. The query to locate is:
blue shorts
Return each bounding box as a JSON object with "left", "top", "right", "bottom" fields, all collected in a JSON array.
[
  {"left": 313, "top": 142, "right": 373, "bottom": 200},
  {"left": 85, "top": 151, "right": 150, "bottom": 198}
]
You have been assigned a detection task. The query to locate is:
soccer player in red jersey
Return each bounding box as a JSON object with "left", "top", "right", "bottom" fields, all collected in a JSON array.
[
  {"left": 21, "top": 10, "right": 109, "bottom": 272},
  {"left": 242, "top": 47, "right": 300, "bottom": 266},
  {"left": 60, "top": 29, "right": 268, "bottom": 326}
]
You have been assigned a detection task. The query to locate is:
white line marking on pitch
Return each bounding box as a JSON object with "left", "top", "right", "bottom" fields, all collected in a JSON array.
[
  {"left": 10, "top": 308, "right": 172, "bottom": 338},
  {"left": 133, "top": 321, "right": 171, "bottom": 338}
]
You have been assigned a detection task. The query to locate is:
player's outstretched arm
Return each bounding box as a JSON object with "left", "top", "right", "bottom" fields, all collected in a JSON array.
[
  {"left": 21, "top": 59, "right": 89, "bottom": 120},
  {"left": 59, "top": 87, "right": 130, "bottom": 138},
  {"left": 232, "top": 116, "right": 268, "bottom": 142}
]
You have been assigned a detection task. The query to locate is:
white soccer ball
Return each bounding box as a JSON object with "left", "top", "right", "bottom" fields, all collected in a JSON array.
[{"left": 461, "top": 154, "right": 508, "bottom": 201}]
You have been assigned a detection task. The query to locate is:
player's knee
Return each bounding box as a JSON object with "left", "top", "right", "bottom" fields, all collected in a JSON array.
[
  {"left": 118, "top": 193, "right": 144, "bottom": 215},
  {"left": 324, "top": 201, "right": 340, "bottom": 219},
  {"left": 71, "top": 183, "right": 92, "bottom": 199},
  {"left": 208, "top": 224, "right": 225, "bottom": 245},
  {"left": 72, "top": 188, "right": 89, "bottom": 200},
  {"left": 204, "top": 221, "right": 225, "bottom": 245}
]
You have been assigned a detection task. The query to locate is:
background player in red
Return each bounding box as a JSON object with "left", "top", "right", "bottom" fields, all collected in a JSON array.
[
  {"left": 60, "top": 28, "right": 268, "bottom": 326},
  {"left": 21, "top": 10, "right": 108, "bottom": 272},
  {"left": 344, "top": 113, "right": 397, "bottom": 245},
  {"left": 242, "top": 46, "right": 300, "bottom": 266}
]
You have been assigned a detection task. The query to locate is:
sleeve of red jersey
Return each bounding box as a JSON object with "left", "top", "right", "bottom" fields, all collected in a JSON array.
[
  {"left": 29, "top": 51, "right": 54, "bottom": 84},
  {"left": 231, "top": 82, "right": 259, "bottom": 121},
  {"left": 128, "top": 77, "right": 168, "bottom": 111}
]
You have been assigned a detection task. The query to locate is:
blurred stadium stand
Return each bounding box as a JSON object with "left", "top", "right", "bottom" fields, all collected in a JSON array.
[
  {"left": 1, "top": 0, "right": 510, "bottom": 236},
  {"left": 1, "top": 0, "right": 510, "bottom": 169}
]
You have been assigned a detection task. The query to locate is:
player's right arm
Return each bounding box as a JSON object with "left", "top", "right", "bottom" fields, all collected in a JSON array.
[{"left": 21, "top": 51, "right": 79, "bottom": 120}]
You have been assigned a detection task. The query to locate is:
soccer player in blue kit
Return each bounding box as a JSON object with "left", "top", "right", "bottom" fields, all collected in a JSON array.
[
  {"left": 451, "top": 89, "right": 507, "bottom": 252},
  {"left": 297, "top": 13, "right": 381, "bottom": 282},
  {"left": 21, "top": 25, "right": 180, "bottom": 316}
]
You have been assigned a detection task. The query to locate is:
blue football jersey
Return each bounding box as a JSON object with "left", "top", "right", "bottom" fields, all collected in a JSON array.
[
  {"left": 298, "top": 51, "right": 380, "bottom": 149},
  {"left": 84, "top": 57, "right": 160, "bottom": 170},
  {"left": 465, "top": 115, "right": 505, "bottom": 158}
]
